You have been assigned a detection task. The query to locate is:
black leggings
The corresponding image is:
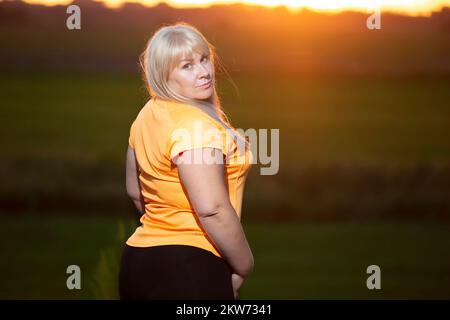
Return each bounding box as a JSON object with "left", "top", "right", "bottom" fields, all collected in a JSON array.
[{"left": 119, "top": 244, "right": 235, "bottom": 300}]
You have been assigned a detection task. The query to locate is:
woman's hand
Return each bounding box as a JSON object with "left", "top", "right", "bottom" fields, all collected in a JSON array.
[{"left": 231, "top": 273, "right": 246, "bottom": 299}]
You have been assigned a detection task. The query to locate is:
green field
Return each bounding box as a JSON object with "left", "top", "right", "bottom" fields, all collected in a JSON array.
[
  {"left": 0, "top": 215, "right": 449, "bottom": 299},
  {"left": 1, "top": 72, "right": 450, "bottom": 165},
  {"left": 1, "top": 72, "right": 449, "bottom": 219},
  {"left": 1, "top": 72, "right": 450, "bottom": 298}
]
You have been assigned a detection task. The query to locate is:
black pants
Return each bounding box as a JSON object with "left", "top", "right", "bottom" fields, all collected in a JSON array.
[{"left": 119, "top": 244, "right": 235, "bottom": 300}]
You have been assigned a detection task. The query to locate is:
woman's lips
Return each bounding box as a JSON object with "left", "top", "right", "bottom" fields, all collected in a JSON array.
[{"left": 198, "top": 80, "right": 212, "bottom": 89}]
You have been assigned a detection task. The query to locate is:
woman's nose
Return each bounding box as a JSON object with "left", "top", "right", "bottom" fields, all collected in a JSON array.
[{"left": 197, "top": 63, "right": 209, "bottom": 78}]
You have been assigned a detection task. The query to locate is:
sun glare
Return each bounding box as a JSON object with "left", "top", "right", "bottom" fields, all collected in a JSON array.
[{"left": 20, "top": 0, "right": 450, "bottom": 16}]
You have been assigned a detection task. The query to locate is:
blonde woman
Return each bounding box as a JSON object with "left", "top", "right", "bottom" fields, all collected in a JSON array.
[{"left": 119, "top": 22, "right": 254, "bottom": 300}]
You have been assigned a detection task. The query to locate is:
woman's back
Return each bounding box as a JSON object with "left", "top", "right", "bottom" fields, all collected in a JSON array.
[{"left": 126, "top": 97, "right": 253, "bottom": 258}]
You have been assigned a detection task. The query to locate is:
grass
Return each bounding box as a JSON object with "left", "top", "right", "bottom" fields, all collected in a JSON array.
[
  {"left": 1, "top": 72, "right": 449, "bottom": 219},
  {"left": 1, "top": 71, "right": 449, "bottom": 298},
  {"left": 0, "top": 214, "right": 449, "bottom": 299},
  {"left": 1, "top": 72, "right": 449, "bottom": 165}
]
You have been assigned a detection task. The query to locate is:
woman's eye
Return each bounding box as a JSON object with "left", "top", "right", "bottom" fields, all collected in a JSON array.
[{"left": 182, "top": 56, "right": 208, "bottom": 69}]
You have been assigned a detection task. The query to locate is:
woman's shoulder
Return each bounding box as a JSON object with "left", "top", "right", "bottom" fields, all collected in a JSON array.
[
  {"left": 156, "top": 99, "right": 223, "bottom": 131},
  {"left": 133, "top": 98, "right": 195, "bottom": 124},
  {"left": 132, "top": 99, "right": 154, "bottom": 122}
]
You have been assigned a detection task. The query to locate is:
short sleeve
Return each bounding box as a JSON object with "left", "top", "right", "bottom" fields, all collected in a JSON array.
[
  {"left": 168, "top": 114, "right": 226, "bottom": 160},
  {"left": 128, "top": 120, "right": 136, "bottom": 149}
]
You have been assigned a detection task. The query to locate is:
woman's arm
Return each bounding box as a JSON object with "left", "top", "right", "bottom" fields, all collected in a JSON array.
[
  {"left": 126, "top": 146, "right": 145, "bottom": 214},
  {"left": 176, "top": 147, "right": 254, "bottom": 279}
]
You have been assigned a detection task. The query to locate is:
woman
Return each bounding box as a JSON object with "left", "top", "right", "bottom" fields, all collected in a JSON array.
[{"left": 119, "top": 22, "right": 254, "bottom": 300}]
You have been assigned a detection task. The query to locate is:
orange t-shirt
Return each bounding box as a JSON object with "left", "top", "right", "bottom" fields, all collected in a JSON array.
[{"left": 126, "top": 97, "right": 253, "bottom": 258}]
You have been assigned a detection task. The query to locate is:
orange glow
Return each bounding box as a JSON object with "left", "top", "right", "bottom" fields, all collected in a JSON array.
[{"left": 20, "top": 0, "right": 450, "bottom": 16}]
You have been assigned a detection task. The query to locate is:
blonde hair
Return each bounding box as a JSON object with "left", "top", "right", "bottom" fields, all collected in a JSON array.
[{"left": 139, "top": 22, "right": 235, "bottom": 130}]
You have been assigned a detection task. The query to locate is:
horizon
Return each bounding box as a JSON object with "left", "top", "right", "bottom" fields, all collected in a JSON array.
[{"left": 12, "top": 0, "right": 450, "bottom": 17}]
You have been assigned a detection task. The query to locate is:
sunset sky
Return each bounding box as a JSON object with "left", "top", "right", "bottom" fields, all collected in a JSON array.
[{"left": 18, "top": 0, "right": 450, "bottom": 16}]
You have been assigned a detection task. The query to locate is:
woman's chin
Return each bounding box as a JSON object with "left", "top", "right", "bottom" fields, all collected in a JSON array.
[{"left": 194, "top": 92, "right": 213, "bottom": 101}]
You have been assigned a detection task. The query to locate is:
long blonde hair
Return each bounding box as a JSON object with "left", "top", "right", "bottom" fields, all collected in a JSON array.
[{"left": 139, "top": 22, "right": 235, "bottom": 130}]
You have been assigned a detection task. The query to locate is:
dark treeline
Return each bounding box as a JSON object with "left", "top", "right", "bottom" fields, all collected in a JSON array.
[{"left": 1, "top": 0, "right": 449, "bottom": 75}]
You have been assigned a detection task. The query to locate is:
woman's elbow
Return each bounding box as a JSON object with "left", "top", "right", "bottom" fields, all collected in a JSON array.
[{"left": 195, "top": 201, "right": 231, "bottom": 219}]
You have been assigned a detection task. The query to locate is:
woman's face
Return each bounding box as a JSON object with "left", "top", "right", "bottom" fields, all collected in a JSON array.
[{"left": 168, "top": 50, "right": 214, "bottom": 100}]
